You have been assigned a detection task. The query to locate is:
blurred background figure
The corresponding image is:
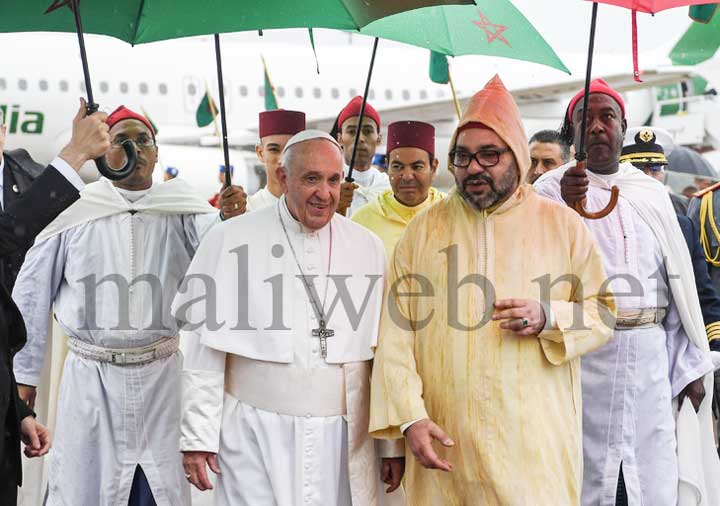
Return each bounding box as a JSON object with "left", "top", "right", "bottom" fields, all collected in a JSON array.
[
  {"left": 209, "top": 164, "right": 233, "bottom": 208},
  {"left": 620, "top": 126, "right": 689, "bottom": 214},
  {"left": 164, "top": 166, "right": 179, "bottom": 181},
  {"left": 526, "top": 129, "right": 571, "bottom": 184}
]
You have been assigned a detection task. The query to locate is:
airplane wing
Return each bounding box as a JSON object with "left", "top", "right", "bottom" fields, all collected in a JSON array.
[{"left": 306, "top": 68, "right": 696, "bottom": 131}]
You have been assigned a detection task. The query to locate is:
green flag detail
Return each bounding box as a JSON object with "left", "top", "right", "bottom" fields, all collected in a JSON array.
[
  {"left": 429, "top": 50, "right": 449, "bottom": 84},
  {"left": 263, "top": 57, "right": 279, "bottom": 111},
  {"left": 195, "top": 91, "right": 218, "bottom": 127},
  {"left": 670, "top": 8, "right": 720, "bottom": 65}
]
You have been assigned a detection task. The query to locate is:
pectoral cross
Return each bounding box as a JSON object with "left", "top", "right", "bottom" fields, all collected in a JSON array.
[{"left": 311, "top": 319, "right": 334, "bottom": 358}]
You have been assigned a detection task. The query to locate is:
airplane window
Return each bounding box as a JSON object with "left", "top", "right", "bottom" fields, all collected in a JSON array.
[
  {"left": 349, "top": 88, "right": 358, "bottom": 98},
  {"left": 313, "top": 87, "right": 321, "bottom": 99},
  {"left": 187, "top": 83, "right": 197, "bottom": 96},
  {"left": 331, "top": 88, "right": 340, "bottom": 99},
  {"left": 120, "top": 82, "right": 129, "bottom": 94},
  {"left": 100, "top": 82, "right": 109, "bottom": 93},
  {"left": 295, "top": 86, "right": 303, "bottom": 98},
  {"left": 277, "top": 86, "right": 285, "bottom": 98},
  {"left": 139, "top": 82, "right": 149, "bottom": 95},
  {"left": 0, "top": 78, "right": 5, "bottom": 90},
  {"left": 436, "top": 89, "right": 444, "bottom": 98},
  {"left": 420, "top": 90, "right": 428, "bottom": 100},
  {"left": 59, "top": 80, "right": 68, "bottom": 92},
  {"left": 39, "top": 80, "right": 49, "bottom": 92},
  {"left": 18, "top": 79, "right": 27, "bottom": 91},
  {"left": 258, "top": 85, "right": 265, "bottom": 97},
  {"left": 158, "top": 83, "right": 168, "bottom": 95},
  {"left": 402, "top": 89, "right": 410, "bottom": 101},
  {"left": 384, "top": 89, "right": 392, "bottom": 100},
  {"left": 369, "top": 89, "right": 376, "bottom": 100},
  {"left": 239, "top": 85, "right": 248, "bottom": 97}
]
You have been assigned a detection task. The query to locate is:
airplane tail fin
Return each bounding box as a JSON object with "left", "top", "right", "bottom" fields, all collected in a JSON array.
[{"left": 670, "top": 7, "right": 720, "bottom": 65}]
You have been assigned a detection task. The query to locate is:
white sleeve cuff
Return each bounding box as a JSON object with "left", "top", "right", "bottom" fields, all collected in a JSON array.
[
  {"left": 51, "top": 157, "right": 85, "bottom": 191},
  {"left": 400, "top": 418, "right": 425, "bottom": 435}
]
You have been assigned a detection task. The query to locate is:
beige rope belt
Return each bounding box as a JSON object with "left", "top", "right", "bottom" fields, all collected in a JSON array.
[
  {"left": 66, "top": 336, "right": 179, "bottom": 365},
  {"left": 615, "top": 308, "right": 667, "bottom": 329}
]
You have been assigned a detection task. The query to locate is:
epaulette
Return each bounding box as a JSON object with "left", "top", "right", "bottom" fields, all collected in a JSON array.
[{"left": 693, "top": 180, "right": 720, "bottom": 198}]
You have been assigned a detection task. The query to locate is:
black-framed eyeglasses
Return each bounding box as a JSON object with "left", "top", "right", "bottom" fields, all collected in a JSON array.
[
  {"left": 111, "top": 137, "right": 155, "bottom": 150},
  {"left": 450, "top": 148, "right": 511, "bottom": 169}
]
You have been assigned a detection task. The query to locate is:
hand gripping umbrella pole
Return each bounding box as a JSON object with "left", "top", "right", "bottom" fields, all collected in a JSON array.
[
  {"left": 574, "top": 2, "right": 619, "bottom": 220},
  {"left": 70, "top": 0, "right": 137, "bottom": 180}
]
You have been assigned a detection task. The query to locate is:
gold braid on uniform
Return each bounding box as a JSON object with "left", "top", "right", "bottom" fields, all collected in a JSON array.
[
  {"left": 699, "top": 192, "right": 720, "bottom": 267},
  {"left": 706, "top": 322, "right": 720, "bottom": 343}
]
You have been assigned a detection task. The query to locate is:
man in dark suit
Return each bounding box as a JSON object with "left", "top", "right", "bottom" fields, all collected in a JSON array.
[{"left": 0, "top": 99, "right": 110, "bottom": 504}]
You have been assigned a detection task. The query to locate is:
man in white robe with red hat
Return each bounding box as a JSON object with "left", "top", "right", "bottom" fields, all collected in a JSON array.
[
  {"left": 12, "top": 105, "right": 244, "bottom": 505},
  {"left": 248, "top": 109, "right": 306, "bottom": 212},
  {"left": 335, "top": 97, "right": 390, "bottom": 217}
]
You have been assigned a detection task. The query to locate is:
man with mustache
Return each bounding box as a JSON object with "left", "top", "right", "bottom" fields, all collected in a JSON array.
[
  {"left": 335, "top": 96, "right": 391, "bottom": 217},
  {"left": 534, "top": 79, "right": 718, "bottom": 505},
  {"left": 12, "top": 106, "right": 245, "bottom": 505},
  {"left": 369, "top": 75, "right": 614, "bottom": 505},
  {"left": 175, "top": 130, "right": 405, "bottom": 505},
  {"left": 351, "top": 120, "right": 444, "bottom": 256}
]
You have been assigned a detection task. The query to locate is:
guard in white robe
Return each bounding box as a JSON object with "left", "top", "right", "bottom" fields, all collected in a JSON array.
[
  {"left": 535, "top": 80, "right": 719, "bottom": 506},
  {"left": 12, "top": 105, "right": 246, "bottom": 506},
  {"left": 175, "top": 130, "right": 404, "bottom": 506},
  {"left": 248, "top": 110, "right": 305, "bottom": 213}
]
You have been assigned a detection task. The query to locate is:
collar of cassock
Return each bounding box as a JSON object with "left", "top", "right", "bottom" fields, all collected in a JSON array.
[{"left": 279, "top": 195, "right": 332, "bottom": 235}]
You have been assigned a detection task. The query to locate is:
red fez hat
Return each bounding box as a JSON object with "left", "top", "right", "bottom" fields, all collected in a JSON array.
[
  {"left": 386, "top": 121, "right": 435, "bottom": 157},
  {"left": 107, "top": 106, "right": 156, "bottom": 137},
  {"left": 567, "top": 78, "right": 625, "bottom": 122},
  {"left": 337, "top": 96, "right": 381, "bottom": 131},
  {"left": 258, "top": 110, "right": 306, "bottom": 139}
]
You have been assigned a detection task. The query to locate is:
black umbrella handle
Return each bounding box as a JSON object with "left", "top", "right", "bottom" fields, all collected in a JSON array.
[{"left": 71, "top": 0, "right": 136, "bottom": 180}]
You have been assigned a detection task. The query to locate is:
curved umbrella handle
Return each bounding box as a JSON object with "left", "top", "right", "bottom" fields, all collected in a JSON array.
[
  {"left": 86, "top": 102, "right": 138, "bottom": 180},
  {"left": 572, "top": 160, "right": 619, "bottom": 220}
]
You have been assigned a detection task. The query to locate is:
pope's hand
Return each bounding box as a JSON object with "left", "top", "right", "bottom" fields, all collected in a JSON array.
[
  {"left": 183, "top": 451, "right": 221, "bottom": 491},
  {"left": 336, "top": 181, "right": 358, "bottom": 215},
  {"left": 560, "top": 163, "right": 589, "bottom": 208},
  {"left": 380, "top": 457, "right": 405, "bottom": 493},
  {"left": 21, "top": 416, "right": 51, "bottom": 458},
  {"left": 492, "top": 298, "right": 546, "bottom": 336},
  {"left": 404, "top": 418, "right": 454, "bottom": 472},
  {"left": 218, "top": 185, "right": 247, "bottom": 219},
  {"left": 17, "top": 384, "right": 37, "bottom": 411}
]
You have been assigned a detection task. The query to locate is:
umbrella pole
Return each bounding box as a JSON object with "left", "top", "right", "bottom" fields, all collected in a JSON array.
[
  {"left": 346, "top": 37, "right": 380, "bottom": 182},
  {"left": 574, "top": 2, "right": 619, "bottom": 220},
  {"left": 214, "top": 33, "right": 232, "bottom": 188},
  {"left": 70, "top": 0, "right": 136, "bottom": 180}
]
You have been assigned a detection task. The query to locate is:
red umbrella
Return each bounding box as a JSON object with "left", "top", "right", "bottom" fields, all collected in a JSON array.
[{"left": 572, "top": 0, "right": 717, "bottom": 220}]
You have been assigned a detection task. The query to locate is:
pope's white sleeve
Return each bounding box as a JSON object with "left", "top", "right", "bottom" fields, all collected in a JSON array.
[
  {"left": 13, "top": 234, "right": 67, "bottom": 387},
  {"left": 180, "top": 329, "right": 227, "bottom": 453}
]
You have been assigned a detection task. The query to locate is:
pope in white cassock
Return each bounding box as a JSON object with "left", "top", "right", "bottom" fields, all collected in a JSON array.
[
  {"left": 174, "top": 130, "right": 405, "bottom": 506},
  {"left": 12, "top": 106, "right": 246, "bottom": 506}
]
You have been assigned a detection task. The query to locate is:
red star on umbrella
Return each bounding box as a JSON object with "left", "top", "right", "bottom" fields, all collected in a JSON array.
[
  {"left": 45, "top": 0, "right": 78, "bottom": 15},
  {"left": 472, "top": 10, "right": 510, "bottom": 47}
]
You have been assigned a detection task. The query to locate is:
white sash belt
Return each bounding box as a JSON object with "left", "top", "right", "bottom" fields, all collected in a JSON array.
[
  {"left": 225, "top": 354, "right": 346, "bottom": 417},
  {"left": 67, "top": 336, "right": 179, "bottom": 365},
  {"left": 615, "top": 307, "right": 667, "bottom": 329}
]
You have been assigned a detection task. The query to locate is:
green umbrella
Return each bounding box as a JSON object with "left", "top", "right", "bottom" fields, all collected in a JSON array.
[
  {"left": 360, "top": 0, "right": 569, "bottom": 73},
  {"left": 0, "top": 0, "right": 475, "bottom": 180}
]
